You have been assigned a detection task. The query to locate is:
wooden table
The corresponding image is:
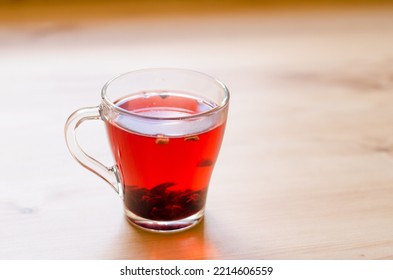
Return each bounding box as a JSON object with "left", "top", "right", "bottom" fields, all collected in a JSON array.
[{"left": 1, "top": 5, "right": 393, "bottom": 259}]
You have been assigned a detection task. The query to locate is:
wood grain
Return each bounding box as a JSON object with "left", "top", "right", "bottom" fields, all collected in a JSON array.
[{"left": 1, "top": 7, "right": 393, "bottom": 259}]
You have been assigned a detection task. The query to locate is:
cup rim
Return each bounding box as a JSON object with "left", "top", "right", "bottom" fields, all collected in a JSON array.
[{"left": 101, "top": 68, "right": 230, "bottom": 121}]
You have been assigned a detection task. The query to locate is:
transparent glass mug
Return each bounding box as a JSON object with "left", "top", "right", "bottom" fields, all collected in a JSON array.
[{"left": 65, "top": 68, "right": 229, "bottom": 232}]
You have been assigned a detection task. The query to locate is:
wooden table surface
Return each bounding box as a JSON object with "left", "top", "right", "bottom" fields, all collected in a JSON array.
[{"left": 1, "top": 5, "right": 393, "bottom": 260}]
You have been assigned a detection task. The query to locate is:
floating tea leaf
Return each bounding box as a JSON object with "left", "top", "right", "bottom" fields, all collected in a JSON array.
[
  {"left": 155, "top": 135, "right": 170, "bottom": 145},
  {"left": 184, "top": 135, "right": 200, "bottom": 142}
]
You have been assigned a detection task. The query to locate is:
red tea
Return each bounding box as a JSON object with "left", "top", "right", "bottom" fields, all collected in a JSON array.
[{"left": 106, "top": 92, "right": 226, "bottom": 221}]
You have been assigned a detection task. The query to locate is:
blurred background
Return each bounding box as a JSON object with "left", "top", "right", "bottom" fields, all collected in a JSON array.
[{"left": 1, "top": 0, "right": 392, "bottom": 22}]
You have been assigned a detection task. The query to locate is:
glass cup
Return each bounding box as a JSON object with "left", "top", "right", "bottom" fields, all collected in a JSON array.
[{"left": 65, "top": 68, "right": 229, "bottom": 232}]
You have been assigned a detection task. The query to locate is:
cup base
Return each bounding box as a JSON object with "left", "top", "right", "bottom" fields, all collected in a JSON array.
[{"left": 124, "top": 208, "right": 205, "bottom": 233}]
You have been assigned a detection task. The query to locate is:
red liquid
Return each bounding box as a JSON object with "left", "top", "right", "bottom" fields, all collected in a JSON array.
[{"left": 106, "top": 92, "right": 226, "bottom": 221}]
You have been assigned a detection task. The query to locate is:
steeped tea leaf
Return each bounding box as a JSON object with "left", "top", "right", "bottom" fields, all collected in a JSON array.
[
  {"left": 197, "top": 159, "right": 214, "bottom": 167},
  {"left": 125, "top": 185, "right": 207, "bottom": 221}
]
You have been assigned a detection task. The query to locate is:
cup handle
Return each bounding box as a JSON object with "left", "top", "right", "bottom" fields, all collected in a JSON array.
[{"left": 64, "top": 106, "right": 123, "bottom": 198}]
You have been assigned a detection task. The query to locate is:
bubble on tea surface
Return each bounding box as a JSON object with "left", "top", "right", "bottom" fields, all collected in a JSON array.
[{"left": 114, "top": 92, "right": 219, "bottom": 137}]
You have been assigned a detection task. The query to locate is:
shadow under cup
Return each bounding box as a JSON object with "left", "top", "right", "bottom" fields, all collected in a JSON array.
[{"left": 65, "top": 69, "right": 229, "bottom": 232}]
